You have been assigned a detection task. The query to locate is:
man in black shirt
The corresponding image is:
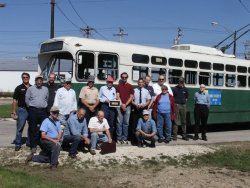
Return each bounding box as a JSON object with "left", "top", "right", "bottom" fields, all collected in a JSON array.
[
  {"left": 12, "top": 72, "right": 31, "bottom": 151},
  {"left": 172, "top": 77, "right": 189, "bottom": 141},
  {"left": 44, "top": 73, "right": 58, "bottom": 115}
]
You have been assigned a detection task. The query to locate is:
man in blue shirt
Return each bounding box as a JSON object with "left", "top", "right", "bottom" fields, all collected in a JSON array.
[
  {"left": 194, "top": 84, "right": 210, "bottom": 141},
  {"left": 63, "top": 108, "right": 90, "bottom": 158},
  {"left": 99, "top": 76, "right": 117, "bottom": 139},
  {"left": 136, "top": 110, "right": 158, "bottom": 148},
  {"left": 26, "top": 106, "right": 62, "bottom": 170}
]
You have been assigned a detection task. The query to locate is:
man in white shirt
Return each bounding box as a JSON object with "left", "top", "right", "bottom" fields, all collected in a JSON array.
[
  {"left": 53, "top": 78, "right": 77, "bottom": 127},
  {"left": 152, "top": 75, "right": 173, "bottom": 96},
  {"left": 88, "top": 111, "right": 112, "bottom": 155}
]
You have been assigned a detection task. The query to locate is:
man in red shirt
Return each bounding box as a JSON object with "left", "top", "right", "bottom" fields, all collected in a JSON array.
[{"left": 116, "top": 72, "right": 134, "bottom": 144}]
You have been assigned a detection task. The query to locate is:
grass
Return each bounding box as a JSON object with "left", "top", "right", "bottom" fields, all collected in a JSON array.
[
  {"left": 0, "top": 167, "right": 69, "bottom": 188},
  {"left": 0, "top": 104, "right": 11, "bottom": 118}
]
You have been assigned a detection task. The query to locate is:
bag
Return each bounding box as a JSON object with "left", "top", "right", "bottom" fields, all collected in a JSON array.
[{"left": 100, "top": 141, "right": 116, "bottom": 155}]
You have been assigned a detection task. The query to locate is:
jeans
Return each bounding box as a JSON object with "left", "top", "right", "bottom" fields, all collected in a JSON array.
[
  {"left": 32, "top": 139, "right": 61, "bottom": 167},
  {"left": 156, "top": 112, "right": 172, "bottom": 141},
  {"left": 15, "top": 107, "right": 29, "bottom": 147},
  {"left": 116, "top": 106, "right": 131, "bottom": 141},
  {"left": 136, "top": 131, "right": 158, "bottom": 144},
  {"left": 28, "top": 107, "right": 47, "bottom": 148},
  {"left": 63, "top": 135, "right": 82, "bottom": 155},
  {"left": 101, "top": 104, "right": 116, "bottom": 138},
  {"left": 90, "top": 133, "right": 108, "bottom": 150}
]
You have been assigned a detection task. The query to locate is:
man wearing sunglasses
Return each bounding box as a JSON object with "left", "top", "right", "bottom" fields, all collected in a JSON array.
[
  {"left": 12, "top": 72, "right": 31, "bottom": 151},
  {"left": 152, "top": 75, "right": 173, "bottom": 96}
]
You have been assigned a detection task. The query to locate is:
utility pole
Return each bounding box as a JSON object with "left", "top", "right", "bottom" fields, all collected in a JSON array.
[
  {"left": 81, "top": 26, "right": 95, "bottom": 38},
  {"left": 50, "top": 0, "right": 55, "bottom": 39},
  {"left": 173, "top": 27, "right": 182, "bottom": 45},
  {"left": 113, "top": 28, "right": 128, "bottom": 42}
]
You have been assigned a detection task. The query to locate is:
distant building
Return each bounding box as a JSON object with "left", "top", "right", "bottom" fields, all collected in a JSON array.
[{"left": 0, "top": 58, "right": 38, "bottom": 92}]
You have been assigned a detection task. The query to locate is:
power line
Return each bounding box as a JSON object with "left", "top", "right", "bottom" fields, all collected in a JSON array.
[{"left": 238, "top": 0, "right": 250, "bottom": 13}]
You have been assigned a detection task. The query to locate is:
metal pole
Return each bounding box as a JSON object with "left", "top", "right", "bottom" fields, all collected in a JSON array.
[
  {"left": 233, "top": 31, "right": 237, "bottom": 56},
  {"left": 50, "top": 0, "right": 55, "bottom": 39}
]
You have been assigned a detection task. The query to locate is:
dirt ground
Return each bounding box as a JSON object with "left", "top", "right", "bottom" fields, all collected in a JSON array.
[{"left": 1, "top": 143, "right": 250, "bottom": 188}]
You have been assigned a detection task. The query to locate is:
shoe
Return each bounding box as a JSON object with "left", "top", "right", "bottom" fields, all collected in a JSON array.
[
  {"left": 150, "top": 142, "right": 156, "bottom": 148},
  {"left": 15, "top": 146, "right": 21, "bottom": 151},
  {"left": 90, "top": 150, "right": 96, "bottom": 155},
  {"left": 158, "top": 138, "right": 164, "bottom": 143},
  {"left": 96, "top": 144, "right": 102, "bottom": 150},
  {"left": 182, "top": 137, "right": 189, "bottom": 141},
  {"left": 137, "top": 143, "right": 144, "bottom": 148},
  {"left": 31, "top": 147, "right": 37, "bottom": 153},
  {"left": 25, "top": 153, "right": 34, "bottom": 163},
  {"left": 202, "top": 136, "right": 208, "bottom": 141},
  {"left": 193, "top": 136, "right": 199, "bottom": 140},
  {"left": 164, "top": 140, "right": 170, "bottom": 144},
  {"left": 68, "top": 154, "right": 77, "bottom": 159},
  {"left": 117, "top": 140, "right": 123, "bottom": 144},
  {"left": 173, "top": 137, "right": 177, "bottom": 141},
  {"left": 26, "top": 143, "right": 31, "bottom": 147},
  {"left": 50, "top": 166, "right": 57, "bottom": 170},
  {"left": 124, "top": 140, "right": 129, "bottom": 144}
]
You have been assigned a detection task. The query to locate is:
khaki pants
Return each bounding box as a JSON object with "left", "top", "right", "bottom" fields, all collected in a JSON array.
[{"left": 173, "top": 104, "right": 187, "bottom": 138}]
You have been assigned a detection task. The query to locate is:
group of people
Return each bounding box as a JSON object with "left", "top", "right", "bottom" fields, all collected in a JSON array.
[{"left": 12, "top": 71, "right": 210, "bottom": 169}]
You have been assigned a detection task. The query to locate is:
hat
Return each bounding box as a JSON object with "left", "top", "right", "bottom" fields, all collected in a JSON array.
[
  {"left": 64, "top": 77, "right": 72, "bottom": 83},
  {"left": 50, "top": 106, "right": 59, "bottom": 112},
  {"left": 142, "top": 109, "right": 150, "bottom": 116},
  {"left": 179, "top": 77, "right": 185, "bottom": 83},
  {"left": 35, "top": 75, "right": 43, "bottom": 80},
  {"left": 106, "top": 76, "right": 114, "bottom": 82}
]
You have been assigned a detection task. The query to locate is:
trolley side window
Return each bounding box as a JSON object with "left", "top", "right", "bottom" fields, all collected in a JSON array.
[
  {"left": 169, "top": 58, "right": 183, "bottom": 67},
  {"left": 97, "top": 53, "right": 118, "bottom": 80},
  {"left": 168, "top": 69, "right": 182, "bottom": 84},
  {"left": 213, "top": 63, "right": 224, "bottom": 71},
  {"left": 151, "top": 56, "right": 167, "bottom": 65},
  {"left": 184, "top": 71, "right": 197, "bottom": 85},
  {"left": 237, "top": 75, "right": 246, "bottom": 87},
  {"left": 237, "top": 66, "right": 247, "bottom": 73},
  {"left": 199, "top": 61, "right": 211, "bottom": 70},
  {"left": 132, "top": 54, "right": 149, "bottom": 64},
  {"left": 199, "top": 72, "right": 211, "bottom": 86},
  {"left": 132, "top": 66, "right": 148, "bottom": 81},
  {"left": 226, "top": 74, "right": 236, "bottom": 87},
  {"left": 151, "top": 68, "right": 166, "bottom": 82},
  {"left": 226, "top": 65, "right": 236, "bottom": 72},
  {"left": 248, "top": 76, "right": 250, "bottom": 87},
  {"left": 76, "top": 52, "right": 95, "bottom": 81},
  {"left": 213, "top": 73, "right": 224, "bottom": 86},
  {"left": 184, "top": 60, "right": 198, "bottom": 68}
]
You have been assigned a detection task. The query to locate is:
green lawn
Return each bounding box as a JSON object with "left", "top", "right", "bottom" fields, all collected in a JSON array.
[
  {"left": 0, "top": 167, "right": 69, "bottom": 188},
  {"left": 0, "top": 104, "right": 11, "bottom": 118}
]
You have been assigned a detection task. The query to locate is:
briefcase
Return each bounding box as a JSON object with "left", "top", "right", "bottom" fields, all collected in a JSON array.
[{"left": 100, "top": 141, "right": 116, "bottom": 155}]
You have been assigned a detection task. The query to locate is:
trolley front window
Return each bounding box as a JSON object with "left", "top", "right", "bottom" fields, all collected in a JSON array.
[
  {"left": 97, "top": 53, "right": 118, "bottom": 80},
  {"left": 76, "top": 52, "right": 95, "bottom": 81}
]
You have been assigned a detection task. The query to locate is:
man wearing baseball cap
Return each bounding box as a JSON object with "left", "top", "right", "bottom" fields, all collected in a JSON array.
[
  {"left": 99, "top": 76, "right": 117, "bottom": 138},
  {"left": 135, "top": 109, "right": 158, "bottom": 148}
]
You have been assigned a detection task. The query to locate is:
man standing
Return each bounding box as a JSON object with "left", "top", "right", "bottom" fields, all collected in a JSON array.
[
  {"left": 44, "top": 73, "right": 58, "bottom": 115},
  {"left": 63, "top": 108, "right": 90, "bottom": 158},
  {"left": 99, "top": 76, "right": 117, "bottom": 138},
  {"left": 152, "top": 75, "right": 173, "bottom": 96},
  {"left": 53, "top": 78, "right": 77, "bottom": 128},
  {"left": 194, "top": 84, "right": 210, "bottom": 141},
  {"left": 25, "top": 75, "right": 48, "bottom": 153},
  {"left": 116, "top": 72, "right": 134, "bottom": 144},
  {"left": 12, "top": 72, "right": 31, "bottom": 151},
  {"left": 79, "top": 80, "right": 100, "bottom": 124},
  {"left": 26, "top": 106, "right": 62, "bottom": 170},
  {"left": 88, "top": 111, "right": 112, "bottom": 155},
  {"left": 144, "top": 75, "right": 156, "bottom": 115},
  {"left": 136, "top": 110, "right": 158, "bottom": 148},
  {"left": 172, "top": 77, "right": 189, "bottom": 141},
  {"left": 131, "top": 78, "right": 151, "bottom": 139}
]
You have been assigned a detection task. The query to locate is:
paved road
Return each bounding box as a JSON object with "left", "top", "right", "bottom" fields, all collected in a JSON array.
[{"left": 1, "top": 118, "right": 250, "bottom": 147}]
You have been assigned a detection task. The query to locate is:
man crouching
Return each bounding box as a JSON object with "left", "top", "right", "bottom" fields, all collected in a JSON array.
[
  {"left": 26, "top": 106, "right": 62, "bottom": 169},
  {"left": 136, "top": 109, "right": 158, "bottom": 148}
]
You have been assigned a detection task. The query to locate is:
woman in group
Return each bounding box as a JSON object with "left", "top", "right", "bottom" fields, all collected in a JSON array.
[{"left": 153, "top": 85, "right": 176, "bottom": 143}]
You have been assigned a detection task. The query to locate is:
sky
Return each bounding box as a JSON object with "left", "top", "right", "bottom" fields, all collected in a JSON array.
[{"left": 0, "top": 0, "right": 250, "bottom": 60}]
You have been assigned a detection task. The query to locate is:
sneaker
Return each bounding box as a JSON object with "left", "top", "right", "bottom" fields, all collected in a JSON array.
[
  {"left": 25, "top": 153, "right": 34, "bottom": 163},
  {"left": 158, "top": 138, "right": 164, "bottom": 143},
  {"left": 15, "top": 146, "right": 21, "bottom": 151},
  {"left": 164, "top": 140, "right": 170, "bottom": 144},
  {"left": 182, "top": 136, "right": 189, "bottom": 141},
  {"left": 202, "top": 136, "right": 208, "bottom": 141},
  {"left": 68, "top": 154, "right": 77, "bottom": 159},
  {"left": 124, "top": 140, "right": 129, "bottom": 144},
  {"left": 50, "top": 166, "right": 57, "bottom": 170},
  {"left": 117, "top": 140, "right": 123, "bottom": 144},
  {"left": 150, "top": 142, "right": 156, "bottom": 148},
  {"left": 137, "top": 143, "right": 144, "bottom": 148},
  {"left": 90, "top": 150, "right": 96, "bottom": 155},
  {"left": 173, "top": 137, "right": 177, "bottom": 141},
  {"left": 96, "top": 144, "right": 102, "bottom": 150}
]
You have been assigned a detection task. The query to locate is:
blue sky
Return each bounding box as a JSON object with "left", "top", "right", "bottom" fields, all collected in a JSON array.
[{"left": 0, "top": 0, "right": 250, "bottom": 59}]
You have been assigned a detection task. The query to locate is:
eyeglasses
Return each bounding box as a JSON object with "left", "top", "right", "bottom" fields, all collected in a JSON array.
[
  {"left": 159, "top": 79, "right": 165, "bottom": 81},
  {"left": 51, "top": 111, "right": 59, "bottom": 114},
  {"left": 162, "top": 89, "right": 168, "bottom": 91},
  {"left": 22, "top": 76, "right": 29, "bottom": 79},
  {"left": 65, "top": 82, "right": 71, "bottom": 85},
  {"left": 121, "top": 77, "right": 128, "bottom": 79}
]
